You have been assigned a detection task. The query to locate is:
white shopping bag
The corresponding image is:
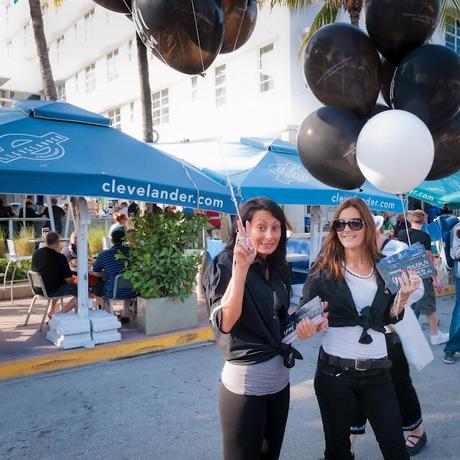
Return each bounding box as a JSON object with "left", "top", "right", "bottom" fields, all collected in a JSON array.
[{"left": 393, "top": 307, "right": 434, "bottom": 370}]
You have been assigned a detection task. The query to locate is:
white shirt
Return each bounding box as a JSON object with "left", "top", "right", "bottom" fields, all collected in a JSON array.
[{"left": 322, "top": 268, "right": 423, "bottom": 359}]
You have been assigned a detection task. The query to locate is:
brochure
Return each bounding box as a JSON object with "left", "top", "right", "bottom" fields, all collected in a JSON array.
[
  {"left": 376, "top": 242, "right": 436, "bottom": 294},
  {"left": 281, "top": 296, "right": 323, "bottom": 344}
]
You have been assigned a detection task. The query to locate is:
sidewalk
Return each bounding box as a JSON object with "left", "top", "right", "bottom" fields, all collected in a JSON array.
[
  {"left": 0, "top": 283, "right": 456, "bottom": 381},
  {"left": 0, "top": 283, "right": 214, "bottom": 380}
]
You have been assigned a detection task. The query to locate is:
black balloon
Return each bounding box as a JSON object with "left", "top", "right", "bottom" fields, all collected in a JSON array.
[
  {"left": 303, "top": 23, "right": 381, "bottom": 118},
  {"left": 380, "top": 58, "right": 395, "bottom": 107},
  {"left": 133, "top": 0, "right": 224, "bottom": 75},
  {"left": 392, "top": 45, "right": 460, "bottom": 131},
  {"left": 221, "top": 0, "right": 257, "bottom": 54},
  {"left": 367, "top": 103, "right": 390, "bottom": 119},
  {"left": 426, "top": 113, "right": 460, "bottom": 180},
  {"left": 365, "top": 0, "right": 440, "bottom": 65},
  {"left": 93, "top": 0, "right": 132, "bottom": 14},
  {"left": 297, "top": 106, "right": 365, "bottom": 190}
]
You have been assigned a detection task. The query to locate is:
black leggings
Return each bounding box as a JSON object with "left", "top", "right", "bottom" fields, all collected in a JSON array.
[{"left": 219, "top": 383, "right": 290, "bottom": 460}]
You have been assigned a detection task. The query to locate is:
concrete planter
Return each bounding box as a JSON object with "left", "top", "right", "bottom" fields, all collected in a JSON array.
[{"left": 136, "top": 293, "right": 198, "bottom": 335}]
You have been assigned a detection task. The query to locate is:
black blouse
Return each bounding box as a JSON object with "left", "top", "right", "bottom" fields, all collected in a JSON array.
[
  {"left": 202, "top": 251, "right": 291, "bottom": 365},
  {"left": 301, "top": 267, "right": 402, "bottom": 345}
]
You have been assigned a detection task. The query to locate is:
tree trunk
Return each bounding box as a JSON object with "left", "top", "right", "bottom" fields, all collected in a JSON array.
[
  {"left": 136, "top": 34, "right": 154, "bottom": 143},
  {"left": 28, "top": 0, "right": 57, "bottom": 100}
]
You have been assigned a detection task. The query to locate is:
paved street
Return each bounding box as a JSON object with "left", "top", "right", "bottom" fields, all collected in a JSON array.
[{"left": 0, "top": 295, "right": 458, "bottom": 460}]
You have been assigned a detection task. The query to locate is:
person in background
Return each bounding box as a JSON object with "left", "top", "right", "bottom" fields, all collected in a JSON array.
[
  {"left": 151, "top": 203, "right": 162, "bottom": 213},
  {"left": 61, "top": 231, "right": 78, "bottom": 270},
  {"left": 205, "top": 210, "right": 221, "bottom": 237},
  {"left": 445, "top": 229, "right": 460, "bottom": 364},
  {"left": 397, "top": 210, "right": 449, "bottom": 346},
  {"left": 91, "top": 230, "right": 134, "bottom": 323},
  {"left": 18, "top": 200, "right": 38, "bottom": 232},
  {"left": 108, "top": 212, "right": 128, "bottom": 236},
  {"left": 31, "top": 231, "right": 77, "bottom": 318},
  {"left": 41, "top": 197, "right": 65, "bottom": 234},
  {"left": 349, "top": 215, "right": 427, "bottom": 457},
  {"left": 301, "top": 198, "right": 422, "bottom": 460},
  {"left": 127, "top": 201, "right": 139, "bottom": 217},
  {"left": 0, "top": 198, "right": 15, "bottom": 235},
  {"left": 394, "top": 214, "right": 411, "bottom": 238},
  {"left": 382, "top": 212, "right": 394, "bottom": 233},
  {"left": 118, "top": 202, "right": 129, "bottom": 216}
]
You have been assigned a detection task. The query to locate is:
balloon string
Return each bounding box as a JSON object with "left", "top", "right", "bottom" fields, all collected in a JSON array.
[
  {"left": 190, "top": 0, "right": 206, "bottom": 75},
  {"left": 181, "top": 161, "right": 201, "bottom": 210},
  {"left": 399, "top": 193, "right": 412, "bottom": 245},
  {"left": 233, "top": 4, "right": 247, "bottom": 52}
]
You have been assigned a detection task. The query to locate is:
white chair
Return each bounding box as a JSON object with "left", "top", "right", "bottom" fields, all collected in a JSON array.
[
  {"left": 102, "top": 236, "right": 112, "bottom": 250},
  {"left": 25, "top": 271, "right": 74, "bottom": 332},
  {"left": 3, "top": 239, "right": 32, "bottom": 303},
  {"left": 108, "top": 274, "right": 136, "bottom": 315}
]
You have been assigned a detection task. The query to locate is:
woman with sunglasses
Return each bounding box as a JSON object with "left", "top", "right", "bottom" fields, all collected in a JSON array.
[
  {"left": 301, "top": 198, "right": 423, "bottom": 460},
  {"left": 203, "top": 197, "right": 326, "bottom": 460}
]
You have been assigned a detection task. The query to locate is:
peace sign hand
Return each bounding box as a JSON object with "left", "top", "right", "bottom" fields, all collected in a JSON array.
[{"left": 233, "top": 220, "right": 256, "bottom": 270}]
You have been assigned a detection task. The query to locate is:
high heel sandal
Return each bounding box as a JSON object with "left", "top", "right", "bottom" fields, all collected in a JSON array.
[{"left": 406, "top": 431, "right": 427, "bottom": 456}]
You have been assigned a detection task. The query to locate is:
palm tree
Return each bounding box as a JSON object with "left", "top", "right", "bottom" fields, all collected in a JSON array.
[
  {"left": 136, "top": 35, "right": 154, "bottom": 143},
  {"left": 28, "top": 0, "right": 63, "bottom": 100},
  {"left": 260, "top": 0, "right": 460, "bottom": 47}
]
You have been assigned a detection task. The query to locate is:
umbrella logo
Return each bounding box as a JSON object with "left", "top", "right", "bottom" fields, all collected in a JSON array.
[
  {"left": 0, "top": 132, "right": 68, "bottom": 163},
  {"left": 269, "top": 161, "right": 309, "bottom": 184}
]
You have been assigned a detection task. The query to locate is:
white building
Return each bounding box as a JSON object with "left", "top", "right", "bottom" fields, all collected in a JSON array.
[{"left": 0, "top": 1, "right": 456, "bottom": 227}]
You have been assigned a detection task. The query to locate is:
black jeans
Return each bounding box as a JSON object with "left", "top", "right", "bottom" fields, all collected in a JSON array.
[
  {"left": 314, "top": 354, "right": 409, "bottom": 460},
  {"left": 219, "top": 383, "right": 290, "bottom": 460},
  {"left": 350, "top": 334, "right": 423, "bottom": 433}
]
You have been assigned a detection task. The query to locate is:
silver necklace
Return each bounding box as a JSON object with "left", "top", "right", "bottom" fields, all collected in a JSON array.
[{"left": 343, "top": 265, "right": 375, "bottom": 279}]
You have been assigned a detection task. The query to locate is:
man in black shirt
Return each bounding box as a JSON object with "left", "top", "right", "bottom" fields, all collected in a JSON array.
[
  {"left": 32, "top": 231, "right": 78, "bottom": 319},
  {"left": 41, "top": 198, "right": 66, "bottom": 234},
  {"left": 398, "top": 210, "right": 449, "bottom": 346}
]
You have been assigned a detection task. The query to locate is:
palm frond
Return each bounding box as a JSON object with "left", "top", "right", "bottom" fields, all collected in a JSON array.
[
  {"left": 53, "top": 0, "right": 64, "bottom": 7},
  {"left": 297, "top": 2, "right": 340, "bottom": 59},
  {"left": 258, "top": 0, "right": 321, "bottom": 11},
  {"left": 440, "top": 0, "right": 460, "bottom": 31}
]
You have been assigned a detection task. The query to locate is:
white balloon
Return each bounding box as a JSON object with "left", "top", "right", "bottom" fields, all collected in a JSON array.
[{"left": 357, "top": 110, "right": 434, "bottom": 194}]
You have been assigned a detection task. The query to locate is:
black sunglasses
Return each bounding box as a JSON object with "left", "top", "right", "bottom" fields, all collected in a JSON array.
[{"left": 332, "top": 218, "right": 364, "bottom": 232}]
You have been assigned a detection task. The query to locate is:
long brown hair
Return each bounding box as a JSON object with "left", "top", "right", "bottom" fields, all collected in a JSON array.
[{"left": 313, "top": 198, "right": 379, "bottom": 280}]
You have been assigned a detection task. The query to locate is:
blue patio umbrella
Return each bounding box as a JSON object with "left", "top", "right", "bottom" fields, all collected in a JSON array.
[
  {"left": 408, "top": 174, "right": 460, "bottom": 209},
  {"left": 0, "top": 100, "right": 233, "bottom": 213},
  {"left": 157, "top": 137, "right": 404, "bottom": 213}
]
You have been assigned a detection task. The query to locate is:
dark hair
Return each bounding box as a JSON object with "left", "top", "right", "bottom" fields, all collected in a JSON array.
[
  {"left": 313, "top": 198, "right": 379, "bottom": 280},
  {"left": 111, "top": 230, "right": 125, "bottom": 245},
  {"left": 225, "top": 197, "right": 289, "bottom": 280},
  {"left": 45, "top": 231, "right": 60, "bottom": 246}
]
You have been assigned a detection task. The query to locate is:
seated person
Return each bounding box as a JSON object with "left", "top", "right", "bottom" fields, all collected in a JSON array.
[
  {"left": 91, "top": 230, "right": 134, "bottom": 323},
  {"left": 61, "top": 231, "right": 78, "bottom": 270},
  {"left": 108, "top": 212, "right": 128, "bottom": 236},
  {"left": 31, "top": 231, "right": 77, "bottom": 318}
]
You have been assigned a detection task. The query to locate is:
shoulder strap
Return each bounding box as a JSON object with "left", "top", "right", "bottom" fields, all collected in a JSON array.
[{"left": 381, "top": 238, "right": 391, "bottom": 250}]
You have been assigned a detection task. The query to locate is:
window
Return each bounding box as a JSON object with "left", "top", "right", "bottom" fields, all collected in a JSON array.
[
  {"left": 128, "top": 39, "right": 134, "bottom": 62},
  {"left": 84, "top": 8, "right": 95, "bottom": 41},
  {"left": 215, "top": 65, "right": 226, "bottom": 107},
  {"left": 130, "top": 101, "right": 135, "bottom": 123},
  {"left": 259, "top": 43, "right": 274, "bottom": 93},
  {"left": 6, "top": 40, "right": 12, "bottom": 57},
  {"left": 56, "top": 35, "right": 64, "bottom": 62},
  {"left": 152, "top": 89, "right": 169, "bottom": 126},
  {"left": 191, "top": 76, "right": 198, "bottom": 102},
  {"left": 106, "top": 49, "right": 119, "bottom": 82},
  {"left": 57, "top": 83, "right": 66, "bottom": 102},
  {"left": 108, "top": 108, "right": 121, "bottom": 129},
  {"left": 74, "top": 22, "right": 79, "bottom": 42},
  {"left": 5, "top": 4, "right": 9, "bottom": 24},
  {"left": 85, "top": 63, "right": 96, "bottom": 92},
  {"left": 446, "top": 17, "right": 460, "bottom": 55},
  {"left": 74, "top": 73, "right": 79, "bottom": 92}
]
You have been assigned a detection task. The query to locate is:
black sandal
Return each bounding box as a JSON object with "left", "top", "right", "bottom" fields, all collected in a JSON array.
[{"left": 406, "top": 431, "right": 427, "bottom": 456}]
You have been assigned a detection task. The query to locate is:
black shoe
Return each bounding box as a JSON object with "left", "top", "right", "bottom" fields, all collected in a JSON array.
[
  {"left": 406, "top": 431, "right": 427, "bottom": 456},
  {"left": 444, "top": 352, "right": 455, "bottom": 364}
]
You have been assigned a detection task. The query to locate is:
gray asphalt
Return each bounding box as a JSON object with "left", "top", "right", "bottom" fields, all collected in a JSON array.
[{"left": 0, "top": 295, "right": 458, "bottom": 460}]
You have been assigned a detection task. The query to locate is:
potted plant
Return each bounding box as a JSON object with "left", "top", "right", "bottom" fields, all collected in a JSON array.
[{"left": 121, "top": 211, "right": 206, "bottom": 335}]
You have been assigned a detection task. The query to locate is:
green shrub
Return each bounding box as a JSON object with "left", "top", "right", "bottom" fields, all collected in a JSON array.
[
  {"left": 0, "top": 258, "right": 32, "bottom": 281},
  {"left": 120, "top": 212, "right": 206, "bottom": 300},
  {"left": 0, "top": 227, "right": 5, "bottom": 258}
]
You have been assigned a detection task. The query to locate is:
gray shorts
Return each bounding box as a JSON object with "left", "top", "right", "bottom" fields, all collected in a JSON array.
[
  {"left": 49, "top": 283, "right": 78, "bottom": 298},
  {"left": 413, "top": 278, "right": 436, "bottom": 316}
]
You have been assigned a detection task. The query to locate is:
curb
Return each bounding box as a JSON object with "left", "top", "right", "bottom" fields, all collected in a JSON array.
[{"left": 0, "top": 326, "right": 214, "bottom": 381}]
